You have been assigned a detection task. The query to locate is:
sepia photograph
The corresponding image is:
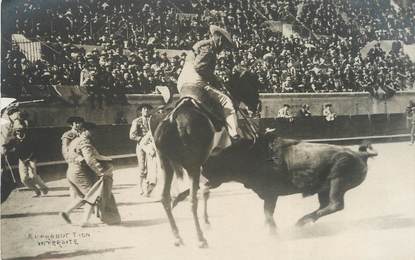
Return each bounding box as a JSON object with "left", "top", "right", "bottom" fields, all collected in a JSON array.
[{"left": 1, "top": 0, "right": 415, "bottom": 259}]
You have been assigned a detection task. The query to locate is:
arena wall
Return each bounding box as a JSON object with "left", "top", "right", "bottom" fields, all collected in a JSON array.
[
  {"left": 2, "top": 91, "right": 411, "bottom": 165},
  {"left": 260, "top": 91, "right": 415, "bottom": 118},
  {"left": 20, "top": 91, "right": 415, "bottom": 127},
  {"left": 2, "top": 112, "right": 408, "bottom": 166}
]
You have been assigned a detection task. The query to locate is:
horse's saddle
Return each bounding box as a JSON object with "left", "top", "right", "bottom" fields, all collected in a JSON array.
[{"left": 174, "top": 85, "right": 226, "bottom": 131}]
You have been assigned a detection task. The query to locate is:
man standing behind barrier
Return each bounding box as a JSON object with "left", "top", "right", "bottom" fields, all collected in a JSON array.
[
  {"left": 297, "top": 104, "right": 312, "bottom": 118},
  {"left": 323, "top": 104, "right": 336, "bottom": 122},
  {"left": 277, "top": 104, "right": 294, "bottom": 122},
  {"left": 129, "top": 104, "right": 153, "bottom": 195}
]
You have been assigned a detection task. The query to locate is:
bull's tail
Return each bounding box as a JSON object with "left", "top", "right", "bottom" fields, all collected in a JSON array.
[
  {"left": 366, "top": 152, "right": 378, "bottom": 158},
  {"left": 172, "top": 163, "right": 184, "bottom": 179},
  {"left": 358, "top": 141, "right": 378, "bottom": 158},
  {"left": 172, "top": 189, "right": 190, "bottom": 208}
]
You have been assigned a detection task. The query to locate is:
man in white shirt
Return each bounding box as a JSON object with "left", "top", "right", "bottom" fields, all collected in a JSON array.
[{"left": 277, "top": 104, "right": 294, "bottom": 122}]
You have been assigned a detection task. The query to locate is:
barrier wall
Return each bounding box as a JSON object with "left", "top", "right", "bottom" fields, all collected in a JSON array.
[
  {"left": 1, "top": 111, "right": 411, "bottom": 202},
  {"left": 19, "top": 91, "right": 415, "bottom": 127},
  {"left": 2, "top": 91, "right": 410, "bottom": 165},
  {"left": 260, "top": 91, "right": 415, "bottom": 118},
  {"left": 2, "top": 113, "right": 411, "bottom": 166}
]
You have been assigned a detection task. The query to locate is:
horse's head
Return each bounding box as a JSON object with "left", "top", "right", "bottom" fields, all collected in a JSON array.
[{"left": 228, "top": 70, "right": 261, "bottom": 115}]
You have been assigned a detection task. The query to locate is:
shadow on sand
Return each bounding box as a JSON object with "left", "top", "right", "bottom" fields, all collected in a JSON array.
[
  {"left": 120, "top": 218, "right": 167, "bottom": 227},
  {"left": 42, "top": 194, "right": 70, "bottom": 198},
  {"left": 17, "top": 187, "right": 70, "bottom": 192},
  {"left": 1, "top": 211, "right": 61, "bottom": 219},
  {"left": 116, "top": 200, "right": 161, "bottom": 206},
  {"left": 3, "top": 246, "right": 133, "bottom": 260},
  {"left": 286, "top": 214, "right": 415, "bottom": 240},
  {"left": 112, "top": 184, "right": 137, "bottom": 190}
]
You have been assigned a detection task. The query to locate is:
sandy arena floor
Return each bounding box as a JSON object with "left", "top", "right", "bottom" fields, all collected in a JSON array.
[{"left": 1, "top": 142, "right": 415, "bottom": 260}]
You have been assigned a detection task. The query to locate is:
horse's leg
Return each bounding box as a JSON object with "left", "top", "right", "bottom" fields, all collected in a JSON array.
[
  {"left": 159, "top": 156, "right": 183, "bottom": 246},
  {"left": 188, "top": 168, "right": 208, "bottom": 248},
  {"left": 296, "top": 178, "right": 344, "bottom": 226},
  {"left": 202, "top": 184, "right": 210, "bottom": 226},
  {"left": 264, "top": 194, "right": 278, "bottom": 235}
]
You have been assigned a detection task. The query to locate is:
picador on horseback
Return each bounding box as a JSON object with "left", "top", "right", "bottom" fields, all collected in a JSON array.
[
  {"left": 176, "top": 25, "right": 241, "bottom": 143},
  {"left": 151, "top": 25, "right": 262, "bottom": 248}
]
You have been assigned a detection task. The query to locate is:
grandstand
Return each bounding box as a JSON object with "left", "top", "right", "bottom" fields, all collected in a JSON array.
[{"left": 1, "top": 0, "right": 415, "bottom": 101}]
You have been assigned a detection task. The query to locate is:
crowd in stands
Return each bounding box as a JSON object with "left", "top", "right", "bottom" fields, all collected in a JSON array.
[
  {"left": 2, "top": 0, "right": 415, "bottom": 100},
  {"left": 338, "top": 0, "right": 415, "bottom": 43}
]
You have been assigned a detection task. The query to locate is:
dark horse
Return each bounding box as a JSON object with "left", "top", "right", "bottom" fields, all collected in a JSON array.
[{"left": 152, "top": 71, "right": 261, "bottom": 247}]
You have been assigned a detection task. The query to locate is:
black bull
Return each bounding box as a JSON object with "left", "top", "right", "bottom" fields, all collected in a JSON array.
[{"left": 201, "top": 137, "right": 377, "bottom": 233}]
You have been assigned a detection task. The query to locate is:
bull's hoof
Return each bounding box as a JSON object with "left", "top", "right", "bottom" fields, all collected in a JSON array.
[
  {"left": 173, "top": 238, "right": 184, "bottom": 247},
  {"left": 198, "top": 239, "right": 209, "bottom": 249},
  {"left": 296, "top": 216, "right": 314, "bottom": 227}
]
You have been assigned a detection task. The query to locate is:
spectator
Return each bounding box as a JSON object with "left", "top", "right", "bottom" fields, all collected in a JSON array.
[
  {"left": 281, "top": 76, "right": 295, "bottom": 93},
  {"left": 297, "top": 104, "right": 312, "bottom": 118},
  {"left": 2, "top": 0, "right": 414, "bottom": 98},
  {"left": 80, "top": 60, "right": 100, "bottom": 108},
  {"left": 277, "top": 104, "right": 294, "bottom": 122},
  {"left": 323, "top": 103, "right": 336, "bottom": 122},
  {"left": 114, "top": 111, "right": 128, "bottom": 125}
]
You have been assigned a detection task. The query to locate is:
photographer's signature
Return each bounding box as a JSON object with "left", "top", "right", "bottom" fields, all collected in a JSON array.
[{"left": 27, "top": 232, "right": 91, "bottom": 248}]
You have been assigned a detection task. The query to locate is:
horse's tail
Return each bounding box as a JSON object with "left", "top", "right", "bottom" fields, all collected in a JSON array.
[
  {"left": 172, "top": 162, "right": 185, "bottom": 179},
  {"left": 155, "top": 113, "right": 188, "bottom": 180}
]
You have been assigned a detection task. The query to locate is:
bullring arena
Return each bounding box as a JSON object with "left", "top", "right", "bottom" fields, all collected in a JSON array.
[
  {"left": 2, "top": 0, "right": 415, "bottom": 259},
  {"left": 1, "top": 141, "right": 414, "bottom": 260}
]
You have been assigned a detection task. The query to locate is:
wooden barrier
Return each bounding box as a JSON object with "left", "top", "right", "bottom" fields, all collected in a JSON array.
[
  {"left": 1, "top": 113, "right": 410, "bottom": 167},
  {"left": 16, "top": 91, "right": 415, "bottom": 127}
]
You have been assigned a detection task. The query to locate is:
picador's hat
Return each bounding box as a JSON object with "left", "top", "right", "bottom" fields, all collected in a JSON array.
[
  {"left": 209, "top": 25, "right": 235, "bottom": 48},
  {"left": 6, "top": 106, "right": 20, "bottom": 116}
]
